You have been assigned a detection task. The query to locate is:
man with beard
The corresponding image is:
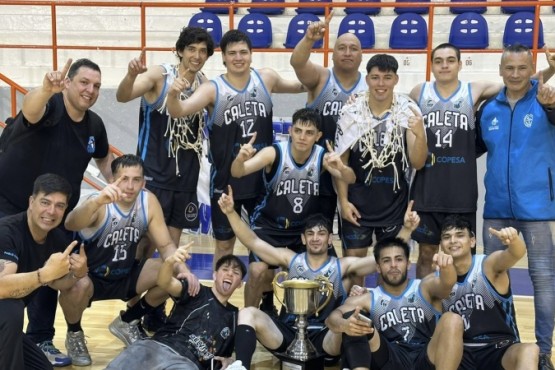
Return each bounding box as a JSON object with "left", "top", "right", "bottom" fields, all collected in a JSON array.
[
  {"left": 326, "top": 237, "right": 463, "bottom": 370},
  {"left": 218, "top": 186, "right": 420, "bottom": 369}
]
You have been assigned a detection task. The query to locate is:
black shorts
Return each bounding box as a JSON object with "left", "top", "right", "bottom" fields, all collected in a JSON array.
[
  {"left": 89, "top": 259, "right": 146, "bottom": 303},
  {"left": 249, "top": 231, "right": 306, "bottom": 266},
  {"left": 412, "top": 211, "right": 476, "bottom": 245},
  {"left": 340, "top": 221, "right": 403, "bottom": 250},
  {"left": 146, "top": 184, "right": 199, "bottom": 230},
  {"left": 372, "top": 333, "right": 434, "bottom": 370},
  {"left": 459, "top": 340, "right": 517, "bottom": 370},
  {"left": 268, "top": 317, "right": 338, "bottom": 360},
  {"left": 210, "top": 195, "right": 257, "bottom": 241}
]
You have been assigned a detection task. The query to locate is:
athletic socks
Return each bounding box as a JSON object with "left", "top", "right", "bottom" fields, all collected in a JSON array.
[
  {"left": 121, "top": 297, "right": 155, "bottom": 323},
  {"left": 66, "top": 320, "right": 83, "bottom": 333},
  {"left": 235, "top": 324, "right": 257, "bottom": 369}
]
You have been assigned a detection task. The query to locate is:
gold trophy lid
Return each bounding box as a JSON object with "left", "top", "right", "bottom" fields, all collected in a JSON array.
[{"left": 280, "top": 279, "right": 321, "bottom": 289}]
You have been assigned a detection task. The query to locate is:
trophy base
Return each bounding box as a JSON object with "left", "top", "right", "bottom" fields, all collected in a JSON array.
[{"left": 275, "top": 352, "right": 325, "bottom": 370}]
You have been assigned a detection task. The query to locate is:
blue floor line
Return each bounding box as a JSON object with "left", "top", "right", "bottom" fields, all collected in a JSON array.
[{"left": 187, "top": 253, "right": 534, "bottom": 297}]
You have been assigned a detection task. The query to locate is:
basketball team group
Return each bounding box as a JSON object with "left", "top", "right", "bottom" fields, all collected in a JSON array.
[{"left": 1, "top": 11, "right": 555, "bottom": 370}]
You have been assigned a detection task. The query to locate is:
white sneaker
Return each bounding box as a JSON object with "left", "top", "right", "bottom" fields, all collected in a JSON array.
[{"left": 37, "top": 340, "right": 72, "bottom": 367}]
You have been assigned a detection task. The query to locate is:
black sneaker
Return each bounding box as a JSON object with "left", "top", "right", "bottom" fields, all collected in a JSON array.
[
  {"left": 540, "top": 353, "right": 555, "bottom": 370},
  {"left": 142, "top": 303, "right": 167, "bottom": 333}
]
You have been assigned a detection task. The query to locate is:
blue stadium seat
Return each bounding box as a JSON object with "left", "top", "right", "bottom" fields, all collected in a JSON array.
[
  {"left": 200, "top": 0, "right": 236, "bottom": 14},
  {"left": 449, "top": 12, "right": 489, "bottom": 49},
  {"left": 284, "top": 14, "right": 322, "bottom": 48},
  {"left": 238, "top": 14, "right": 273, "bottom": 48},
  {"left": 344, "top": 0, "right": 381, "bottom": 16},
  {"left": 389, "top": 13, "right": 428, "bottom": 49},
  {"left": 449, "top": 0, "right": 487, "bottom": 14},
  {"left": 338, "top": 13, "right": 375, "bottom": 49},
  {"left": 501, "top": 0, "right": 534, "bottom": 14},
  {"left": 188, "top": 12, "right": 223, "bottom": 47},
  {"left": 295, "top": 0, "right": 331, "bottom": 15},
  {"left": 248, "top": 0, "right": 285, "bottom": 15},
  {"left": 503, "top": 12, "right": 544, "bottom": 48},
  {"left": 394, "top": 0, "right": 430, "bottom": 15}
]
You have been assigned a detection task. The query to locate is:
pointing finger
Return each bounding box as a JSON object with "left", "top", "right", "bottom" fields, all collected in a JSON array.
[
  {"left": 79, "top": 243, "right": 86, "bottom": 256},
  {"left": 247, "top": 131, "right": 257, "bottom": 145},
  {"left": 324, "top": 10, "right": 334, "bottom": 26},
  {"left": 227, "top": 185, "right": 234, "bottom": 199},
  {"left": 139, "top": 48, "right": 146, "bottom": 65},
  {"left": 60, "top": 58, "right": 73, "bottom": 80},
  {"left": 406, "top": 200, "right": 414, "bottom": 213},
  {"left": 62, "top": 240, "right": 79, "bottom": 257}
]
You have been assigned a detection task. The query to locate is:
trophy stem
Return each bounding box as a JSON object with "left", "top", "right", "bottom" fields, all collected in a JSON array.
[{"left": 285, "top": 314, "right": 318, "bottom": 361}]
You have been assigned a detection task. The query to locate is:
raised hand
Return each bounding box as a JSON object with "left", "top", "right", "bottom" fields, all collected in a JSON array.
[
  {"left": 323, "top": 139, "right": 345, "bottom": 171},
  {"left": 546, "top": 49, "right": 555, "bottom": 71},
  {"left": 173, "top": 242, "right": 200, "bottom": 296},
  {"left": 96, "top": 176, "right": 125, "bottom": 205},
  {"left": 168, "top": 76, "right": 190, "bottom": 98},
  {"left": 536, "top": 71, "right": 555, "bottom": 108},
  {"left": 41, "top": 240, "right": 78, "bottom": 282},
  {"left": 236, "top": 132, "right": 258, "bottom": 163},
  {"left": 403, "top": 200, "right": 420, "bottom": 232},
  {"left": 407, "top": 105, "right": 426, "bottom": 139},
  {"left": 305, "top": 11, "right": 334, "bottom": 42},
  {"left": 488, "top": 226, "right": 519, "bottom": 246},
  {"left": 169, "top": 242, "right": 193, "bottom": 265},
  {"left": 432, "top": 248, "right": 453, "bottom": 272},
  {"left": 42, "top": 58, "right": 72, "bottom": 94},
  {"left": 218, "top": 186, "right": 236, "bottom": 215},
  {"left": 127, "top": 49, "right": 147, "bottom": 78},
  {"left": 69, "top": 243, "right": 88, "bottom": 279}
]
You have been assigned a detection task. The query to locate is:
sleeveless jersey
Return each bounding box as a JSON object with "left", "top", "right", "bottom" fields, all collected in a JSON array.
[
  {"left": 79, "top": 190, "right": 149, "bottom": 281},
  {"left": 442, "top": 255, "right": 520, "bottom": 344},
  {"left": 207, "top": 69, "right": 273, "bottom": 200},
  {"left": 137, "top": 64, "right": 203, "bottom": 192},
  {"left": 308, "top": 68, "right": 366, "bottom": 197},
  {"left": 251, "top": 141, "right": 324, "bottom": 238},
  {"left": 369, "top": 279, "right": 439, "bottom": 345},
  {"left": 338, "top": 93, "right": 414, "bottom": 227},
  {"left": 280, "top": 253, "right": 346, "bottom": 327},
  {"left": 412, "top": 81, "right": 478, "bottom": 212},
  {"left": 154, "top": 284, "right": 237, "bottom": 368}
]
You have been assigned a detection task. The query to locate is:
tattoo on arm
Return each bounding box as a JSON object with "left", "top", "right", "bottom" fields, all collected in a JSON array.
[{"left": 0, "top": 259, "right": 14, "bottom": 274}]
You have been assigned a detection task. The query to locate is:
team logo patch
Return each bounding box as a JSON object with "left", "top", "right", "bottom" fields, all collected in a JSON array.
[
  {"left": 185, "top": 202, "right": 198, "bottom": 222},
  {"left": 523, "top": 114, "right": 533, "bottom": 128}
]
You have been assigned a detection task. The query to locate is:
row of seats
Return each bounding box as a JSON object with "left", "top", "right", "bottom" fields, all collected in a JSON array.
[
  {"left": 189, "top": 11, "right": 545, "bottom": 50},
  {"left": 200, "top": 0, "right": 553, "bottom": 16}
]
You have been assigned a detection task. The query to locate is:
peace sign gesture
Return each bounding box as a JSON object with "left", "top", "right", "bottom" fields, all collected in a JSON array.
[
  {"left": 536, "top": 71, "right": 555, "bottom": 108},
  {"left": 42, "top": 58, "right": 73, "bottom": 94}
]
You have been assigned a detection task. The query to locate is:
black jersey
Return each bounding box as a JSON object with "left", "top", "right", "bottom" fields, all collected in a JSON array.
[
  {"left": 138, "top": 64, "right": 203, "bottom": 192},
  {"left": 0, "top": 212, "right": 70, "bottom": 305},
  {"left": 442, "top": 255, "right": 520, "bottom": 344},
  {"left": 370, "top": 279, "right": 439, "bottom": 345},
  {"left": 79, "top": 190, "right": 149, "bottom": 281},
  {"left": 411, "top": 81, "right": 478, "bottom": 213},
  {"left": 154, "top": 283, "right": 238, "bottom": 369},
  {"left": 307, "top": 68, "right": 366, "bottom": 197},
  {"left": 336, "top": 93, "right": 417, "bottom": 227},
  {"left": 207, "top": 69, "right": 273, "bottom": 200},
  {"left": 251, "top": 141, "right": 324, "bottom": 239},
  {"left": 0, "top": 93, "right": 109, "bottom": 214}
]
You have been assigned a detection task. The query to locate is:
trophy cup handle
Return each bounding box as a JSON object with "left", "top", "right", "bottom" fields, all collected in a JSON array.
[
  {"left": 313, "top": 275, "right": 333, "bottom": 317},
  {"left": 272, "top": 270, "right": 289, "bottom": 312}
]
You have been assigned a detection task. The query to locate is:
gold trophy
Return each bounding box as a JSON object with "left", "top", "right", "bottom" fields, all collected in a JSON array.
[{"left": 272, "top": 271, "right": 333, "bottom": 369}]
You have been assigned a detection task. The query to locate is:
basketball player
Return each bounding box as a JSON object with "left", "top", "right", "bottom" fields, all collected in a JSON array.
[
  {"left": 290, "top": 11, "right": 367, "bottom": 223},
  {"left": 335, "top": 54, "right": 427, "bottom": 287},
  {"left": 59, "top": 155, "right": 198, "bottom": 366},
  {"left": 439, "top": 215, "right": 539, "bottom": 369},
  {"left": 326, "top": 237, "right": 463, "bottom": 370},
  {"left": 230, "top": 107, "right": 354, "bottom": 309},
  {"left": 166, "top": 29, "right": 305, "bottom": 268}
]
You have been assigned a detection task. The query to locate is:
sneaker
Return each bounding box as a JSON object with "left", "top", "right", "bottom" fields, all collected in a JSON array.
[
  {"left": 37, "top": 340, "right": 72, "bottom": 367},
  {"left": 142, "top": 303, "right": 167, "bottom": 333},
  {"left": 540, "top": 353, "right": 555, "bottom": 370},
  {"left": 65, "top": 331, "right": 91, "bottom": 366},
  {"left": 108, "top": 311, "right": 142, "bottom": 347}
]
